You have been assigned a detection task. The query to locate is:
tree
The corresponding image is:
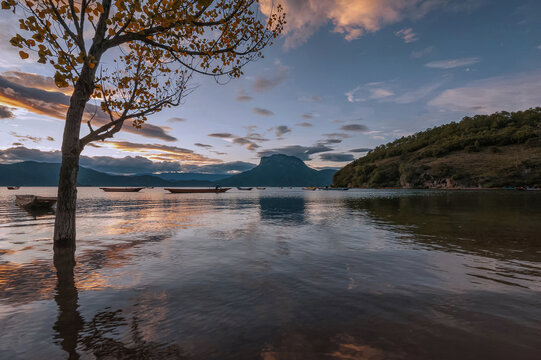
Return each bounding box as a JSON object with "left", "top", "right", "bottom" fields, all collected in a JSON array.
[{"left": 2, "top": 0, "right": 285, "bottom": 247}]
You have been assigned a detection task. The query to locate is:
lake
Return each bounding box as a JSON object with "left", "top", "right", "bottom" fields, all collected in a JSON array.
[{"left": 0, "top": 188, "right": 540, "bottom": 359}]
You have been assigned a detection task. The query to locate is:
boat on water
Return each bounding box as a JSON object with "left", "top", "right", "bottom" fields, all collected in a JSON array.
[
  {"left": 256, "top": 187, "right": 266, "bottom": 190},
  {"left": 15, "top": 195, "right": 57, "bottom": 209},
  {"left": 302, "top": 187, "right": 318, "bottom": 191},
  {"left": 165, "top": 188, "right": 231, "bottom": 194},
  {"left": 7, "top": 186, "right": 20, "bottom": 190},
  {"left": 236, "top": 187, "right": 253, "bottom": 191},
  {"left": 321, "top": 187, "right": 349, "bottom": 191},
  {"left": 100, "top": 187, "right": 144, "bottom": 192}
]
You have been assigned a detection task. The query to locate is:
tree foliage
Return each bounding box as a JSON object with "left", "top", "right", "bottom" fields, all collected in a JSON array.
[
  {"left": 334, "top": 108, "right": 541, "bottom": 188},
  {"left": 2, "top": 0, "right": 285, "bottom": 148}
]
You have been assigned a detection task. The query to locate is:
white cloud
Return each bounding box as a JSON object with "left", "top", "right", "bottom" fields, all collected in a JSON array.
[
  {"left": 371, "top": 88, "right": 394, "bottom": 99},
  {"left": 395, "top": 28, "right": 419, "bottom": 43},
  {"left": 428, "top": 72, "right": 541, "bottom": 114},
  {"left": 346, "top": 81, "right": 441, "bottom": 104},
  {"left": 346, "top": 82, "right": 394, "bottom": 102},
  {"left": 425, "top": 57, "right": 480, "bottom": 69},
  {"left": 346, "top": 86, "right": 361, "bottom": 102}
]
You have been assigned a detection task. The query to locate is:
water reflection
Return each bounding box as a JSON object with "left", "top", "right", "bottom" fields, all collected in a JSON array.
[
  {"left": 344, "top": 192, "right": 541, "bottom": 261},
  {"left": 53, "top": 247, "right": 84, "bottom": 359},
  {"left": 79, "top": 310, "right": 185, "bottom": 359},
  {"left": 0, "top": 233, "right": 170, "bottom": 307},
  {"left": 1, "top": 189, "right": 540, "bottom": 359},
  {"left": 345, "top": 192, "right": 541, "bottom": 290},
  {"left": 52, "top": 247, "right": 185, "bottom": 359},
  {"left": 259, "top": 197, "right": 306, "bottom": 224}
]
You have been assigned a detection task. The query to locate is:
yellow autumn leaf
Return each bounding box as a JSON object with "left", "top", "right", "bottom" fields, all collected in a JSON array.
[{"left": 19, "top": 50, "right": 29, "bottom": 59}]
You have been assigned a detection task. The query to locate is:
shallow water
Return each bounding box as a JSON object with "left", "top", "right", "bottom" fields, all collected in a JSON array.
[{"left": 0, "top": 188, "right": 540, "bottom": 359}]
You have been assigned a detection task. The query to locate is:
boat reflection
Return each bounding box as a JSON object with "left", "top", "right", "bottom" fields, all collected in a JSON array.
[
  {"left": 52, "top": 247, "right": 185, "bottom": 359},
  {"left": 23, "top": 206, "right": 56, "bottom": 219}
]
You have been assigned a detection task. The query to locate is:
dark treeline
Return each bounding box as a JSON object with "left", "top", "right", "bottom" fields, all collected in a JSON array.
[{"left": 333, "top": 108, "right": 541, "bottom": 188}]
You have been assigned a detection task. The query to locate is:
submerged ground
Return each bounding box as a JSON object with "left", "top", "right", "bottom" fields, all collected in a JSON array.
[{"left": 0, "top": 188, "right": 540, "bottom": 359}]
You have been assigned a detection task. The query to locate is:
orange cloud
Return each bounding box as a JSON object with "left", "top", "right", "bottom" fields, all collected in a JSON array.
[
  {"left": 0, "top": 72, "right": 176, "bottom": 142},
  {"left": 260, "top": 0, "right": 449, "bottom": 47},
  {"left": 1, "top": 71, "right": 74, "bottom": 95},
  {"left": 104, "top": 141, "right": 221, "bottom": 164}
]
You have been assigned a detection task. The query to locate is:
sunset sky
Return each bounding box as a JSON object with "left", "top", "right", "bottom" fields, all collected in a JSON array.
[{"left": 1, "top": 0, "right": 540, "bottom": 175}]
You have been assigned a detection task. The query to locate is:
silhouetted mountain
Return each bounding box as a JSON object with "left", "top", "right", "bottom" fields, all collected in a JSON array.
[
  {"left": 153, "top": 172, "right": 229, "bottom": 182},
  {"left": 220, "top": 154, "right": 336, "bottom": 186},
  {"left": 0, "top": 161, "right": 217, "bottom": 187}
]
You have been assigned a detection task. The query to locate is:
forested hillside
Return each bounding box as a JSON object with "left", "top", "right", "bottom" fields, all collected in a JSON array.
[{"left": 333, "top": 108, "right": 541, "bottom": 188}]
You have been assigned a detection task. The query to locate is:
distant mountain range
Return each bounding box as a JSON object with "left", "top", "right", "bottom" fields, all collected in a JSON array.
[
  {"left": 220, "top": 154, "right": 336, "bottom": 187},
  {"left": 0, "top": 161, "right": 215, "bottom": 187},
  {"left": 153, "top": 172, "right": 229, "bottom": 182},
  {"left": 0, "top": 155, "right": 336, "bottom": 187}
]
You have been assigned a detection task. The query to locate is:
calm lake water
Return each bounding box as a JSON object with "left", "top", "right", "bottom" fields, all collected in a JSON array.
[{"left": 0, "top": 187, "right": 540, "bottom": 359}]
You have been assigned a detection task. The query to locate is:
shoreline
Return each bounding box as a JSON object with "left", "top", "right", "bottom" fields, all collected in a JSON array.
[{"left": 351, "top": 186, "right": 541, "bottom": 191}]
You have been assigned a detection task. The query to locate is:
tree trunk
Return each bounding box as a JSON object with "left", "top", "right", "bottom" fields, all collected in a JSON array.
[
  {"left": 53, "top": 140, "right": 80, "bottom": 247},
  {"left": 53, "top": 71, "right": 95, "bottom": 247}
]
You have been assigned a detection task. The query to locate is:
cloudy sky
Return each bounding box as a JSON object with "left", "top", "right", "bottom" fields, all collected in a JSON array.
[{"left": 1, "top": 0, "right": 540, "bottom": 174}]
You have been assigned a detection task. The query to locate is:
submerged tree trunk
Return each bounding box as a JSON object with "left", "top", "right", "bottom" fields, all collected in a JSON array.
[{"left": 53, "top": 66, "right": 96, "bottom": 247}]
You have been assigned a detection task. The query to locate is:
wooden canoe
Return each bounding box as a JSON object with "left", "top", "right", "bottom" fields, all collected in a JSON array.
[
  {"left": 236, "top": 187, "right": 253, "bottom": 190},
  {"left": 100, "top": 187, "right": 144, "bottom": 192},
  {"left": 15, "top": 195, "right": 57, "bottom": 209},
  {"left": 165, "top": 188, "right": 231, "bottom": 194},
  {"left": 321, "top": 187, "right": 349, "bottom": 191},
  {"left": 7, "top": 186, "right": 20, "bottom": 190},
  {"left": 256, "top": 187, "right": 266, "bottom": 190},
  {"left": 303, "top": 187, "right": 318, "bottom": 191}
]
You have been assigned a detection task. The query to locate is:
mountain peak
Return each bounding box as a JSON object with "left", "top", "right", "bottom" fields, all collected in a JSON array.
[
  {"left": 220, "top": 154, "right": 335, "bottom": 186},
  {"left": 259, "top": 154, "right": 307, "bottom": 167}
]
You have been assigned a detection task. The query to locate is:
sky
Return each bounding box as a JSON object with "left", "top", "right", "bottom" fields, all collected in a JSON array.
[{"left": 1, "top": 0, "right": 541, "bottom": 175}]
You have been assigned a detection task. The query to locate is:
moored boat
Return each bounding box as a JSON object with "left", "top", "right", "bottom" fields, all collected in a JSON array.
[
  {"left": 302, "top": 187, "right": 318, "bottom": 191},
  {"left": 165, "top": 188, "right": 231, "bottom": 194},
  {"left": 321, "top": 187, "right": 349, "bottom": 191},
  {"left": 15, "top": 195, "right": 57, "bottom": 209},
  {"left": 256, "top": 187, "right": 266, "bottom": 190},
  {"left": 7, "top": 186, "right": 20, "bottom": 190},
  {"left": 100, "top": 187, "right": 144, "bottom": 192},
  {"left": 236, "top": 187, "right": 253, "bottom": 190}
]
